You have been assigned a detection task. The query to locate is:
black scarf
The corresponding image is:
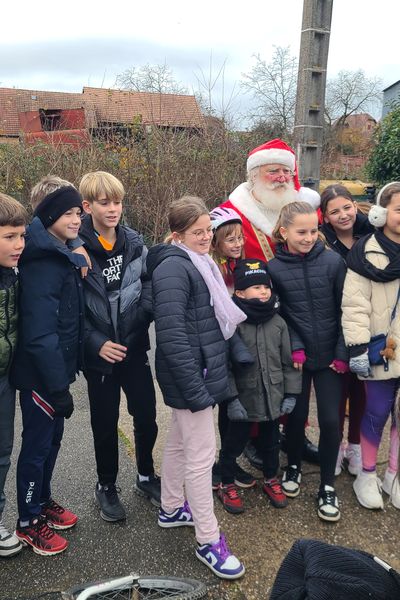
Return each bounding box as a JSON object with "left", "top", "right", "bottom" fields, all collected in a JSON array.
[
  {"left": 232, "top": 292, "right": 280, "bottom": 325},
  {"left": 346, "top": 232, "right": 400, "bottom": 282}
]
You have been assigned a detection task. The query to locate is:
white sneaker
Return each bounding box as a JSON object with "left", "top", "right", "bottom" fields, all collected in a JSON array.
[
  {"left": 382, "top": 469, "right": 400, "bottom": 509},
  {"left": 0, "top": 520, "right": 22, "bottom": 557},
  {"left": 345, "top": 443, "right": 362, "bottom": 476},
  {"left": 353, "top": 471, "right": 383, "bottom": 510},
  {"left": 317, "top": 485, "right": 340, "bottom": 522},
  {"left": 335, "top": 442, "right": 346, "bottom": 476}
]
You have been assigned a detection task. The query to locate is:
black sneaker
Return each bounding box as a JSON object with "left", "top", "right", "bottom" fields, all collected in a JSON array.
[
  {"left": 134, "top": 474, "right": 161, "bottom": 507},
  {"left": 317, "top": 485, "right": 340, "bottom": 522},
  {"left": 282, "top": 465, "right": 302, "bottom": 498},
  {"left": 234, "top": 464, "right": 257, "bottom": 488},
  {"left": 94, "top": 483, "right": 126, "bottom": 522},
  {"left": 243, "top": 441, "right": 263, "bottom": 471}
]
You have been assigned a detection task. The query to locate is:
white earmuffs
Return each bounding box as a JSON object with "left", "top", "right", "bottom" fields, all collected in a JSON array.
[{"left": 368, "top": 182, "right": 400, "bottom": 227}]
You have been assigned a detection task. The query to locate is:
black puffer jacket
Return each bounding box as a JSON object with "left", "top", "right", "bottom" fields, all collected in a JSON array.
[
  {"left": 79, "top": 216, "right": 151, "bottom": 374},
  {"left": 267, "top": 241, "right": 348, "bottom": 370},
  {"left": 147, "top": 244, "right": 230, "bottom": 411},
  {"left": 320, "top": 212, "right": 374, "bottom": 260}
]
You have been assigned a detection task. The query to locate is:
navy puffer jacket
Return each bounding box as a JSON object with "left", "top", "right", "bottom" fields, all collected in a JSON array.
[
  {"left": 267, "top": 240, "right": 348, "bottom": 371},
  {"left": 147, "top": 244, "right": 230, "bottom": 411}
]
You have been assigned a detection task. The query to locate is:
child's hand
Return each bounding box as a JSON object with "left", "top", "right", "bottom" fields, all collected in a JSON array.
[
  {"left": 292, "top": 349, "right": 306, "bottom": 371},
  {"left": 280, "top": 396, "right": 297, "bottom": 415},
  {"left": 72, "top": 246, "right": 92, "bottom": 278},
  {"left": 227, "top": 398, "right": 248, "bottom": 421},
  {"left": 99, "top": 341, "right": 127, "bottom": 363},
  {"left": 349, "top": 352, "right": 371, "bottom": 378},
  {"left": 330, "top": 359, "right": 349, "bottom": 374}
]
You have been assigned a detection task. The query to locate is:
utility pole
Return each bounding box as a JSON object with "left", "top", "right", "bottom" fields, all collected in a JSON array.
[{"left": 294, "top": 0, "right": 333, "bottom": 190}]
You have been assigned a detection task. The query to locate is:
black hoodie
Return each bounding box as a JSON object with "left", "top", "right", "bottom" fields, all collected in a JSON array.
[{"left": 320, "top": 212, "right": 374, "bottom": 260}]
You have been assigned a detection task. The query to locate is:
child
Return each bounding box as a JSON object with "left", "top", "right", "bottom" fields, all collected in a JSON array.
[
  {"left": 320, "top": 184, "right": 372, "bottom": 476},
  {"left": 210, "top": 206, "right": 245, "bottom": 293},
  {"left": 78, "top": 171, "right": 159, "bottom": 522},
  {"left": 0, "top": 194, "right": 27, "bottom": 558},
  {"left": 342, "top": 181, "right": 400, "bottom": 510},
  {"left": 268, "top": 201, "right": 348, "bottom": 522},
  {"left": 217, "top": 259, "right": 301, "bottom": 514},
  {"left": 146, "top": 195, "right": 245, "bottom": 580},
  {"left": 12, "top": 185, "right": 87, "bottom": 555},
  {"left": 209, "top": 207, "right": 256, "bottom": 490}
]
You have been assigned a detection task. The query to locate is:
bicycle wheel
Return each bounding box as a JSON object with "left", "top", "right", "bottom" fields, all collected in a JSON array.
[{"left": 62, "top": 575, "right": 208, "bottom": 600}]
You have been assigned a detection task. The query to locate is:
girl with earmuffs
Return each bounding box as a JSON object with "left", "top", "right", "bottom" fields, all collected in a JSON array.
[{"left": 342, "top": 182, "right": 400, "bottom": 511}]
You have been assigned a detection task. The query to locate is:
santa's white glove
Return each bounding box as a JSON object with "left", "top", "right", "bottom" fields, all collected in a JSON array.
[{"left": 349, "top": 352, "right": 372, "bottom": 378}]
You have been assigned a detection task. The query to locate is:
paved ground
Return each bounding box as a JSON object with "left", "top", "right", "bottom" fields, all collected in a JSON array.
[{"left": 2, "top": 371, "right": 399, "bottom": 600}]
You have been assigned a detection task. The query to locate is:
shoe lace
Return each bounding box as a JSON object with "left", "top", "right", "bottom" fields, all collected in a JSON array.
[
  {"left": 266, "top": 479, "right": 282, "bottom": 494},
  {"left": 32, "top": 516, "right": 55, "bottom": 540},
  {"left": 44, "top": 500, "right": 64, "bottom": 514},
  {"left": 104, "top": 484, "right": 121, "bottom": 500},
  {"left": 212, "top": 533, "right": 230, "bottom": 561},
  {"left": 286, "top": 467, "right": 299, "bottom": 482},
  {"left": 321, "top": 489, "right": 337, "bottom": 505},
  {"left": 225, "top": 485, "right": 240, "bottom": 500},
  {"left": 0, "top": 520, "right": 10, "bottom": 538}
]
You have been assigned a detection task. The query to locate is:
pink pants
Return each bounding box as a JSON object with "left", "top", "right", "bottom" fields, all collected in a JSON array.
[{"left": 161, "top": 406, "right": 219, "bottom": 545}]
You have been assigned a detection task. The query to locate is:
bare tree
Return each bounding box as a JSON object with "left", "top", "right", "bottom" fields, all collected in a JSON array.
[
  {"left": 241, "top": 46, "right": 298, "bottom": 136},
  {"left": 115, "top": 63, "right": 188, "bottom": 95},
  {"left": 325, "top": 69, "right": 382, "bottom": 126}
]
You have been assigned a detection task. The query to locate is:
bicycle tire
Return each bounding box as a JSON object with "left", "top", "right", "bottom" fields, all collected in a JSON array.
[{"left": 62, "top": 575, "right": 208, "bottom": 600}]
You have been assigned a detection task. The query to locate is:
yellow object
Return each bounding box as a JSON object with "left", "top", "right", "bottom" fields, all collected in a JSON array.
[{"left": 319, "top": 179, "right": 372, "bottom": 197}]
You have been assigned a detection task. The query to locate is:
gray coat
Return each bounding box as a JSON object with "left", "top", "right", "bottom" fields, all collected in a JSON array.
[{"left": 234, "top": 314, "right": 302, "bottom": 421}]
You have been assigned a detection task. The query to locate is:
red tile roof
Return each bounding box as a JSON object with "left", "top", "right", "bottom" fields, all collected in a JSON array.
[{"left": 0, "top": 86, "right": 204, "bottom": 137}]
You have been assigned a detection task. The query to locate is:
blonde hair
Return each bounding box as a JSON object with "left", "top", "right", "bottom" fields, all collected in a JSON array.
[
  {"left": 272, "top": 201, "right": 318, "bottom": 243},
  {"left": 30, "top": 175, "right": 75, "bottom": 209},
  {"left": 211, "top": 222, "right": 245, "bottom": 261},
  {"left": 165, "top": 196, "right": 209, "bottom": 244},
  {"left": 79, "top": 171, "right": 125, "bottom": 203},
  {"left": 0, "top": 193, "right": 28, "bottom": 227}
]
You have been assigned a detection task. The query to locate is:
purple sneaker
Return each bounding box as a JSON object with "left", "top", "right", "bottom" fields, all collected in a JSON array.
[
  {"left": 158, "top": 501, "right": 194, "bottom": 528},
  {"left": 196, "top": 533, "right": 245, "bottom": 579}
]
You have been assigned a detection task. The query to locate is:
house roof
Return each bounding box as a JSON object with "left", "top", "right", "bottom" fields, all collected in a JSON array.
[
  {"left": 82, "top": 87, "right": 204, "bottom": 128},
  {"left": 344, "top": 113, "right": 377, "bottom": 127},
  {"left": 0, "top": 88, "right": 85, "bottom": 136},
  {"left": 383, "top": 80, "right": 400, "bottom": 93},
  {"left": 0, "top": 86, "right": 204, "bottom": 137}
]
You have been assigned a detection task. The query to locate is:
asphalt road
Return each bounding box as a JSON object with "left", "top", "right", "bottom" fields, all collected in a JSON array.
[{"left": 2, "top": 344, "right": 400, "bottom": 599}]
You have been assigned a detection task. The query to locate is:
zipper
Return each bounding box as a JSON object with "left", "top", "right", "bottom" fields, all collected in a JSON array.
[
  {"left": 302, "top": 260, "right": 320, "bottom": 364},
  {"left": 3, "top": 288, "right": 13, "bottom": 371}
]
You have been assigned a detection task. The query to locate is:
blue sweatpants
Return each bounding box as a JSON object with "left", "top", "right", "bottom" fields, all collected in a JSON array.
[{"left": 17, "top": 390, "right": 64, "bottom": 521}]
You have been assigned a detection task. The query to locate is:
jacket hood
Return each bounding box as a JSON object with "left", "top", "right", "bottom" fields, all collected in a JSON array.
[
  {"left": 321, "top": 212, "right": 373, "bottom": 247},
  {"left": 146, "top": 243, "right": 190, "bottom": 277},
  {"left": 20, "top": 217, "right": 87, "bottom": 268},
  {"left": 274, "top": 239, "right": 326, "bottom": 263}
]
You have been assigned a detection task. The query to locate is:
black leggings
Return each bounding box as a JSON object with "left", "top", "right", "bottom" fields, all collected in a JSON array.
[{"left": 285, "top": 367, "right": 341, "bottom": 488}]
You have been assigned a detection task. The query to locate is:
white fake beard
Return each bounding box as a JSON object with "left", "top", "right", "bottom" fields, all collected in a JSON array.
[{"left": 252, "top": 180, "right": 297, "bottom": 212}]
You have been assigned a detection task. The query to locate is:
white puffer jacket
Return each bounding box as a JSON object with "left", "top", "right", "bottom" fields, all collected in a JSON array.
[{"left": 342, "top": 235, "right": 400, "bottom": 380}]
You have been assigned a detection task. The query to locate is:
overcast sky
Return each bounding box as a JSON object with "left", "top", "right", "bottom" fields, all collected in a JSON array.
[{"left": 1, "top": 0, "right": 398, "bottom": 121}]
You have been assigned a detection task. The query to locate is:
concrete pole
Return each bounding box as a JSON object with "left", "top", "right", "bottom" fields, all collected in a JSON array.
[{"left": 294, "top": 0, "right": 334, "bottom": 190}]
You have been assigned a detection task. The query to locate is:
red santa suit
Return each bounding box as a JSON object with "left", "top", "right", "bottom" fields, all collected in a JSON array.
[{"left": 220, "top": 139, "right": 320, "bottom": 261}]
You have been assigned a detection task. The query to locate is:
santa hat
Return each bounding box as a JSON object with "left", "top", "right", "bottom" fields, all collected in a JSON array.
[{"left": 247, "top": 139, "right": 301, "bottom": 190}]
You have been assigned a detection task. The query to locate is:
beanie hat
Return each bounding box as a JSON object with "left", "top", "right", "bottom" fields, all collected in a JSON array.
[
  {"left": 247, "top": 138, "right": 301, "bottom": 191},
  {"left": 210, "top": 206, "right": 242, "bottom": 232},
  {"left": 33, "top": 186, "right": 83, "bottom": 229},
  {"left": 233, "top": 259, "right": 271, "bottom": 290}
]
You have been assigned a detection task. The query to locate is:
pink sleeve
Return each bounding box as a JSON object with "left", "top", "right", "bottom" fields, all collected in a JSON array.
[{"left": 292, "top": 350, "right": 306, "bottom": 364}]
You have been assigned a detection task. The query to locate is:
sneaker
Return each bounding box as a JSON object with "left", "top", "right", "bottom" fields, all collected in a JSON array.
[
  {"left": 217, "top": 484, "right": 244, "bottom": 514},
  {"left": 263, "top": 478, "right": 288, "bottom": 508},
  {"left": 15, "top": 515, "right": 68, "bottom": 556},
  {"left": 134, "top": 474, "right": 161, "bottom": 507},
  {"left": 212, "top": 462, "right": 221, "bottom": 491},
  {"left": 95, "top": 483, "right": 126, "bottom": 522},
  {"left": 196, "top": 533, "right": 245, "bottom": 580},
  {"left": 382, "top": 469, "right": 400, "bottom": 509},
  {"left": 243, "top": 441, "right": 263, "bottom": 470},
  {"left": 282, "top": 465, "right": 301, "bottom": 498},
  {"left": 353, "top": 471, "right": 383, "bottom": 510},
  {"left": 317, "top": 485, "right": 340, "bottom": 522},
  {"left": 158, "top": 501, "right": 195, "bottom": 528},
  {"left": 41, "top": 499, "right": 78, "bottom": 530},
  {"left": 234, "top": 464, "right": 257, "bottom": 488},
  {"left": 335, "top": 442, "right": 346, "bottom": 476},
  {"left": 303, "top": 436, "right": 320, "bottom": 465},
  {"left": 0, "top": 520, "right": 22, "bottom": 557},
  {"left": 345, "top": 443, "right": 362, "bottom": 476}
]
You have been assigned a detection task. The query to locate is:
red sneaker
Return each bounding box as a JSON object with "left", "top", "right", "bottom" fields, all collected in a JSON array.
[
  {"left": 217, "top": 484, "right": 244, "bottom": 514},
  {"left": 263, "top": 478, "right": 288, "bottom": 508},
  {"left": 15, "top": 515, "right": 68, "bottom": 555},
  {"left": 41, "top": 499, "right": 78, "bottom": 530}
]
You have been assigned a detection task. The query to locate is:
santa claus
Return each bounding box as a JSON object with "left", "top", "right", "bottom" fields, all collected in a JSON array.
[{"left": 220, "top": 138, "right": 320, "bottom": 261}]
